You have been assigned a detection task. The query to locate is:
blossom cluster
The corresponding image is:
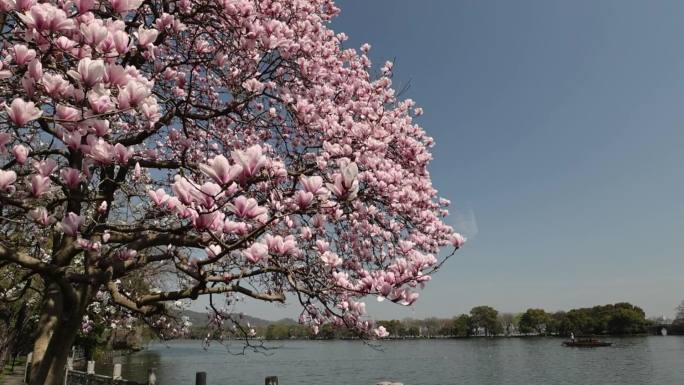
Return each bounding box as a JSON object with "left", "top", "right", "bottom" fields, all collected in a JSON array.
[{"left": 0, "top": 0, "right": 463, "bottom": 339}]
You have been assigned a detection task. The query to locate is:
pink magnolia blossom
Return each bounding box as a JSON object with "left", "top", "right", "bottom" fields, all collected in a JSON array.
[
  {"left": 373, "top": 326, "right": 389, "bottom": 338},
  {"left": 54, "top": 36, "right": 76, "bottom": 51},
  {"left": 188, "top": 182, "right": 222, "bottom": 209},
  {"left": 14, "top": 0, "right": 35, "bottom": 12},
  {"left": 12, "top": 45, "right": 36, "bottom": 65},
  {"left": 300, "top": 175, "right": 326, "bottom": 195},
  {"left": 231, "top": 145, "right": 267, "bottom": 178},
  {"left": 29, "top": 207, "right": 54, "bottom": 226},
  {"left": 42, "top": 73, "right": 70, "bottom": 98},
  {"left": 115, "top": 248, "right": 137, "bottom": 261},
  {"left": 451, "top": 233, "right": 467, "bottom": 249},
  {"left": 60, "top": 168, "right": 81, "bottom": 189},
  {"left": 21, "top": 77, "right": 35, "bottom": 97},
  {"left": 136, "top": 27, "right": 159, "bottom": 47},
  {"left": 77, "top": 239, "right": 101, "bottom": 252},
  {"left": 6, "top": 99, "right": 42, "bottom": 126},
  {"left": 164, "top": 197, "right": 180, "bottom": 211},
  {"left": 199, "top": 155, "right": 242, "bottom": 185},
  {"left": 63, "top": 133, "right": 82, "bottom": 151},
  {"left": 315, "top": 240, "right": 329, "bottom": 253},
  {"left": 333, "top": 271, "right": 351, "bottom": 288},
  {"left": 90, "top": 120, "right": 110, "bottom": 137},
  {"left": 30, "top": 175, "right": 51, "bottom": 197},
  {"left": 193, "top": 210, "right": 225, "bottom": 231},
  {"left": 58, "top": 212, "right": 82, "bottom": 236},
  {"left": 109, "top": 0, "right": 142, "bottom": 14},
  {"left": 80, "top": 22, "right": 109, "bottom": 46},
  {"left": 27, "top": 59, "right": 42, "bottom": 80},
  {"left": 88, "top": 91, "right": 114, "bottom": 114},
  {"left": 229, "top": 196, "right": 267, "bottom": 220},
  {"left": 171, "top": 175, "right": 195, "bottom": 205},
  {"left": 294, "top": 190, "right": 314, "bottom": 209},
  {"left": 112, "top": 31, "right": 130, "bottom": 54},
  {"left": 68, "top": 58, "right": 105, "bottom": 87},
  {"left": 117, "top": 81, "right": 150, "bottom": 109},
  {"left": 34, "top": 159, "right": 57, "bottom": 176},
  {"left": 205, "top": 244, "right": 222, "bottom": 258},
  {"left": 0, "top": 0, "right": 14, "bottom": 12},
  {"left": 0, "top": 170, "right": 17, "bottom": 191},
  {"left": 73, "top": 0, "right": 94, "bottom": 13},
  {"left": 83, "top": 137, "right": 114, "bottom": 164},
  {"left": 133, "top": 162, "right": 142, "bottom": 180},
  {"left": 148, "top": 189, "right": 169, "bottom": 206},
  {"left": 327, "top": 162, "right": 359, "bottom": 201},
  {"left": 242, "top": 78, "right": 264, "bottom": 94},
  {"left": 263, "top": 234, "right": 297, "bottom": 256},
  {"left": 243, "top": 243, "right": 268, "bottom": 263},
  {"left": 18, "top": 3, "right": 73, "bottom": 32},
  {"left": 320, "top": 251, "right": 343, "bottom": 268},
  {"left": 55, "top": 105, "right": 80, "bottom": 121},
  {"left": 108, "top": 65, "right": 134, "bottom": 85},
  {"left": 12, "top": 144, "right": 29, "bottom": 164},
  {"left": 113, "top": 143, "right": 133, "bottom": 164},
  {"left": 223, "top": 220, "right": 249, "bottom": 235}
]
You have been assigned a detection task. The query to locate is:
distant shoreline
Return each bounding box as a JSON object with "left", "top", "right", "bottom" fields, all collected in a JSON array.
[{"left": 174, "top": 332, "right": 671, "bottom": 343}]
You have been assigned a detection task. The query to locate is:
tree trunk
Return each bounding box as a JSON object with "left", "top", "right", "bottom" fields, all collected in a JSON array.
[
  {"left": 31, "top": 315, "right": 82, "bottom": 385},
  {"left": 30, "top": 283, "right": 89, "bottom": 385},
  {"left": 30, "top": 284, "right": 61, "bottom": 383}
]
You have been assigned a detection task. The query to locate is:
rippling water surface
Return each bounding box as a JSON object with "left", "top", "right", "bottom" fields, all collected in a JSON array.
[{"left": 99, "top": 337, "right": 684, "bottom": 385}]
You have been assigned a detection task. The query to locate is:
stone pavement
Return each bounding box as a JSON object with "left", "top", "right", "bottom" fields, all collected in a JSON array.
[{"left": 1, "top": 365, "right": 25, "bottom": 385}]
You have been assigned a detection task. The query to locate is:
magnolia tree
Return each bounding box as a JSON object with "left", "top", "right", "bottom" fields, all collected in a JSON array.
[{"left": 0, "top": 0, "right": 464, "bottom": 384}]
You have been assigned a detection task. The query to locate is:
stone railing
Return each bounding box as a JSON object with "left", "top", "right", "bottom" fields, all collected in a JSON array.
[
  {"left": 24, "top": 353, "right": 405, "bottom": 385},
  {"left": 23, "top": 353, "right": 145, "bottom": 385}
]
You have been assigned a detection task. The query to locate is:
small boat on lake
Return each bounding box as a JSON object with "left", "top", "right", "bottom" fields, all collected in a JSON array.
[{"left": 562, "top": 338, "right": 612, "bottom": 348}]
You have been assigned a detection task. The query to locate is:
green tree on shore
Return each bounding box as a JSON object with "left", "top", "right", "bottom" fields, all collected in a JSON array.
[
  {"left": 519, "top": 309, "right": 551, "bottom": 335},
  {"left": 605, "top": 304, "right": 648, "bottom": 334},
  {"left": 452, "top": 314, "right": 473, "bottom": 337},
  {"left": 470, "top": 306, "right": 501, "bottom": 336},
  {"left": 498, "top": 313, "right": 516, "bottom": 336},
  {"left": 545, "top": 303, "right": 650, "bottom": 336}
]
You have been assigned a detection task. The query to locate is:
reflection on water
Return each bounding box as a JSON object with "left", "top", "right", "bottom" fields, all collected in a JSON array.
[{"left": 96, "top": 337, "right": 684, "bottom": 385}]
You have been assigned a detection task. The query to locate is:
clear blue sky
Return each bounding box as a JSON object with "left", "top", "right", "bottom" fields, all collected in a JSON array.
[{"left": 197, "top": 1, "right": 684, "bottom": 320}]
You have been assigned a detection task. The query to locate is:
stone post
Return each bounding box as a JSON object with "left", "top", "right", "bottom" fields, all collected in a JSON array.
[
  {"left": 64, "top": 357, "right": 73, "bottom": 385},
  {"left": 147, "top": 367, "right": 157, "bottom": 385},
  {"left": 113, "top": 363, "right": 122, "bottom": 380},
  {"left": 24, "top": 352, "right": 32, "bottom": 383},
  {"left": 195, "top": 371, "right": 206, "bottom": 385},
  {"left": 86, "top": 361, "right": 95, "bottom": 375}
]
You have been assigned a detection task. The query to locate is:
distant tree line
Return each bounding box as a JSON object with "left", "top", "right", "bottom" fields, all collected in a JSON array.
[
  {"left": 186, "top": 302, "right": 654, "bottom": 340},
  {"left": 377, "top": 303, "right": 651, "bottom": 338},
  {"left": 451, "top": 303, "right": 651, "bottom": 337}
]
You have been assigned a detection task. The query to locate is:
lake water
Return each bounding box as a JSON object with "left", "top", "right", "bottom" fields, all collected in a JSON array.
[{"left": 100, "top": 337, "right": 684, "bottom": 385}]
